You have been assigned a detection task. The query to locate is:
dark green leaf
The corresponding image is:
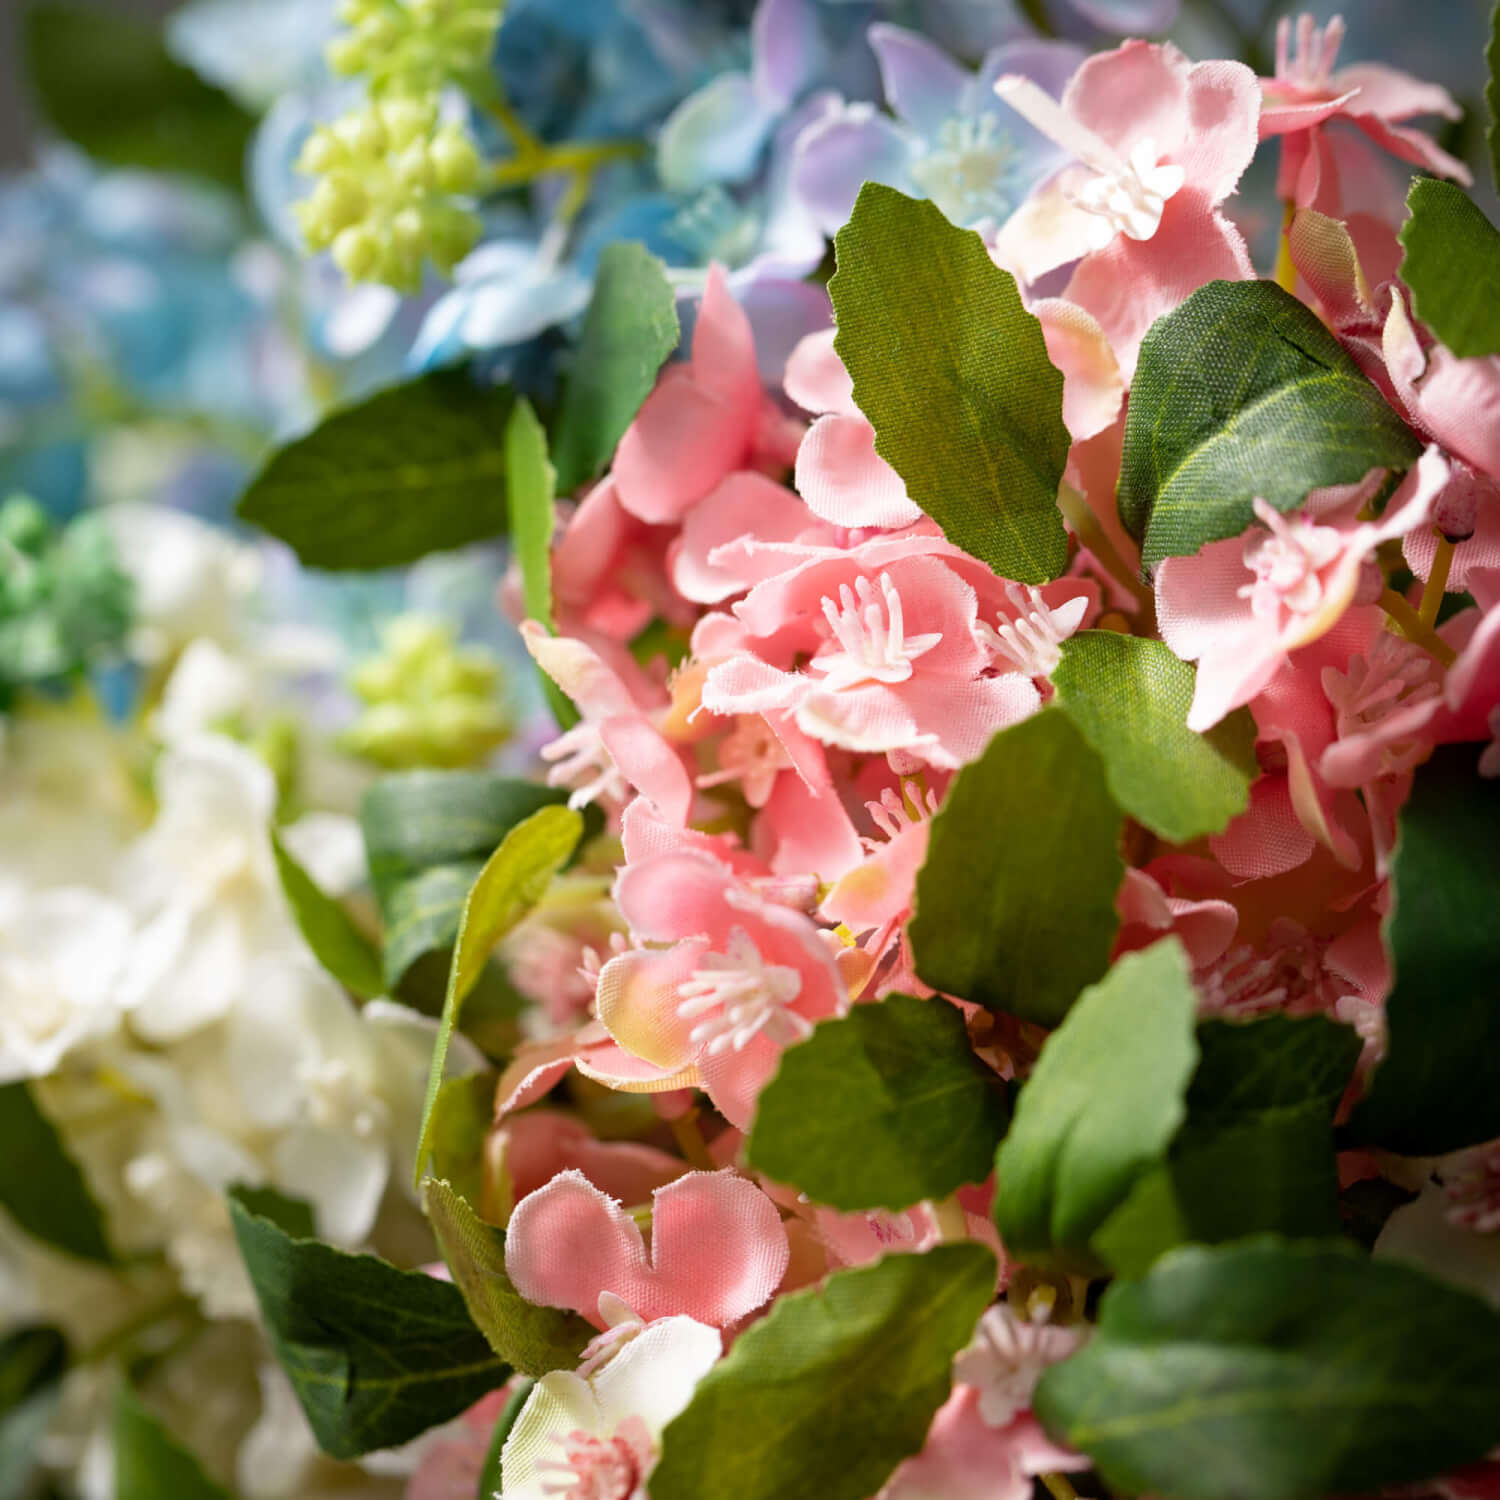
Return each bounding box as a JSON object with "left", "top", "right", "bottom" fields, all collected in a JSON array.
[
  {"left": 746, "top": 993, "right": 1009, "bottom": 1211},
  {"left": 1399, "top": 178, "right": 1500, "bottom": 359},
  {"left": 910, "top": 709, "right": 1122, "bottom": 1025},
  {"left": 1096, "top": 1015, "right": 1359, "bottom": 1275},
  {"left": 0, "top": 1326, "right": 68, "bottom": 1500},
  {"left": 994, "top": 940, "right": 1199, "bottom": 1274},
  {"left": 552, "top": 242, "right": 679, "bottom": 495},
  {"left": 830, "top": 183, "right": 1070, "bottom": 582},
  {"left": 1350, "top": 745, "right": 1500, "bottom": 1153},
  {"left": 1035, "top": 1237, "right": 1500, "bottom": 1500},
  {"left": 115, "top": 1383, "right": 231, "bottom": 1500},
  {"left": 1053, "top": 632, "right": 1257, "bottom": 842},
  {"left": 652, "top": 1244, "right": 996, "bottom": 1500},
  {"left": 270, "top": 831, "right": 384, "bottom": 1000},
  {"left": 228, "top": 1187, "right": 509, "bottom": 1459},
  {"left": 237, "top": 371, "right": 515, "bottom": 570},
  {"left": 1120, "top": 281, "right": 1422, "bottom": 573},
  {"left": 414, "top": 805, "right": 583, "bottom": 1184},
  {"left": 360, "top": 772, "right": 577, "bottom": 988},
  {"left": 232, "top": 1185, "right": 317, "bottom": 1240},
  {"left": 0, "top": 1082, "right": 112, "bottom": 1263},
  {"left": 422, "top": 1179, "right": 593, "bottom": 1375},
  {"left": 25, "top": 4, "right": 255, "bottom": 194}
]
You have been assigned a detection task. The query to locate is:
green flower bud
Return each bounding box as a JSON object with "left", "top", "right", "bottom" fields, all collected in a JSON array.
[
  {"left": 334, "top": 108, "right": 386, "bottom": 160},
  {"left": 332, "top": 224, "right": 383, "bottom": 280},
  {"left": 429, "top": 125, "right": 480, "bottom": 192},
  {"left": 379, "top": 94, "right": 436, "bottom": 151},
  {"left": 325, "top": 34, "right": 367, "bottom": 76}
]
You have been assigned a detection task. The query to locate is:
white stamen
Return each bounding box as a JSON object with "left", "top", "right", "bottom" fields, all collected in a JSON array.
[
  {"left": 809, "top": 573, "right": 942, "bottom": 693},
  {"left": 675, "top": 925, "right": 808, "bottom": 1056},
  {"left": 976, "top": 584, "right": 1088, "bottom": 678},
  {"left": 1275, "top": 13, "right": 1346, "bottom": 87},
  {"left": 540, "top": 721, "right": 628, "bottom": 809}
]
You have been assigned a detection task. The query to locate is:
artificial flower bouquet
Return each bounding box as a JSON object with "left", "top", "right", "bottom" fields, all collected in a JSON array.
[{"left": 6, "top": 1, "right": 1500, "bottom": 1499}]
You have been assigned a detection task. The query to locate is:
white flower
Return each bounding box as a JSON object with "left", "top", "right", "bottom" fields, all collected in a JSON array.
[
  {"left": 500, "top": 1316, "right": 722, "bottom": 1500},
  {"left": 952, "top": 1303, "right": 1081, "bottom": 1429},
  {"left": 154, "top": 637, "right": 256, "bottom": 745},
  {"left": 0, "top": 887, "right": 134, "bottom": 1082}
]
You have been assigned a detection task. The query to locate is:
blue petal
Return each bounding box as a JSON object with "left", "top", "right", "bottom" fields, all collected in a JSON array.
[
  {"left": 658, "top": 72, "right": 780, "bottom": 192},
  {"left": 869, "top": 23, "right": 970, "bottom": 140},
  {"left": 791, "top": 105, "right": 915, "bottom": 236}
]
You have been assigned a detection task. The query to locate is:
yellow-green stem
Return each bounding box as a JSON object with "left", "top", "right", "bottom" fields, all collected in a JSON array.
[
  {"left": 669, "top": 1109, "right": 716, "bottom": 1171},
  {"left": 1379, "top": 588, "right": 1457, "bottom": 666},
  {"left": 929, "top": 1195, "right": 969, "bottom": 1242},
  {"left": 1057, "top": 481, "right": 1155, "bottom": 622},
  {"left": 1040, "top": 1474, "right": 1080, "bottom": 1500},
  {"left": 1418, "top": 531, "right": 1456, "bottom": 629},
  {"left": 488, "top": 137, "right": 645, "bottom": 191},
  {"left": 1274, "top": 199, "right": 1298, "bottom": 293}
]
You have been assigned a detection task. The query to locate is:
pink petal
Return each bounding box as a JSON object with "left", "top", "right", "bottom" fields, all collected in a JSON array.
[
  {"left": 1033, "top": 297, "right": 1124, "bottom": 441},
  {"left": 504, "top": 1167, "right": 788, "bottom": 1327},
  {"left": 1209, "top": 773, "right": 1317, "bottom": 879},
  {"left": 795, "top": 412, "right": 923, "bottom": 529},
  {"left": 1062, "top": 41, "right": 1191, "bottom": 166},
  {"left": 673, "top": 472, "right": 818, "bottom": 604},
  {"left": 1176, "top": 58, "right": 1262, "bottom": 204},
  {"left": 783, "top": 328, "right": 854, "bottom": 416},
  {"left": 1351, "top": 113, "right": 1472, "bottom": 187},
  {"left": 597, "top": 715, "right": 694, "bottom": 825},
  {"left": 756, "top": 770, "right": 866, "bottom": 885},
  {"left": 691, "top": 263, "right": 762, "bottom": 409},
  {"left": 596, "top": 941, "right": 715, "bottom": 1071},
  {"left": 497, "top": 1110, "right": 683, "bottom": 1207},
  {"left": 522, "top": 623, "right": 640, "bottom": 720},
  {"left": 1332, "top": 63, "right": 1462, "bottom": 124}
]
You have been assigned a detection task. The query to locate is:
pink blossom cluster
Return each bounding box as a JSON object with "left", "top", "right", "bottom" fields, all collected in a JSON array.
[{"left": 416, "top": 18, "right": 1500, "bottom": 1499}]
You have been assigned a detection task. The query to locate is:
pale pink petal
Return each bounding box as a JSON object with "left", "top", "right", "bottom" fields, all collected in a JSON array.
[
  {"left": 1033, "top": 297, "right": 1124, "bottom": 441},
  {"left": 1209, "top": 773, "right": 1317, "bottom": 879},
  {"left": 496, "top": 1111, "right": 683, "bottom": 1207},
  {"left": 597, "top": 716, "right": 693, "bottom": 825},
  {"left": 1351, "top": 114, "right": 1472, "bottom": 186},
  {"left": 703, "top": 656, "right": 806, "bottom": 717},
  {"left": 992, "top": 169, "right": 1104, "bottom": 285},
  {"left": 1175, "top": 57, "right": 1262, "bottom": 204},
  {"left": 1333, "top": 63, "right": 1462, "bottom": 124},
  {"left": 673, "top": 472, "right": 819, "bottom": 605},
  {"left": 690, "top": 263, "right": 762, "bottom": 409},
  {"left": 1259, "top": 88, "right": 1361, "bottom": 140},
  {"left": 756, "top": 771, "right": 866, "bottom": 885},
  {"left": 783, "top": 328, "right": 855, "bottom": 416},
  {"left": 821, "top": 822, "right": 929, "bottom": 934},
  {"left": 1062, "top": 41, "right": 1191, "bottom": 167},
  {"left": 596, "top": 942, "right": 715, "bottom": 1071},
  {"left": 522, "top": 622, "right": 640, "bottom": 719},
  {"left": 795, "top": 412, "right": 922, "bottom": 529}
]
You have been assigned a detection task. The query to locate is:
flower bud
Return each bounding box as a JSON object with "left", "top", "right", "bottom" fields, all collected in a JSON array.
[
  {"left": 429, "top": 126, "right": 480, "bottom": 193},
  {"left": 332, "top": 224, "right": 383, "bottom": 280}
]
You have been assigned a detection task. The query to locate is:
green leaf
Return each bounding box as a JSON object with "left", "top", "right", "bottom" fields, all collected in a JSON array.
[
  {"left": 360, "top": 772, "right": 578, "bottom": 988},
  {"left": 1035, "top": 1237, "right": 1500, "bottom": 1500},
  {"left": 910, "top": 709, "right": 1122, "bottom": 1025},
  {"left": 993, "top": 940, "right": 1199, "bottom": 1274},
  {"left": 0, "top": 1326, "right": 68, "bottom": 1500},
  {"left": 237, "top": 371, "right": 515, "bottom": 570},
  {"left": 228, "top": 1187, "right": 509, "bottom": 1459},
  {"left": 552, "top": 242, "right": 679, "bottom": 495},
  {"left": 829, "top": 183, "right": 1070, "bottom": 583},
  {"left": 1349, "top": 745, "right": 1500, "bottom": 1153},
  {"left": 0, "top": 1082, "right": 112, "bottom": 1263},
  {"left": 1399, "top": 177, "right": 1500, "bottom": 360},
  {"left": 232, "top": 1185, "right": 318, "bottom": 1240},
  {"left": 425, "top": 1073, "right": 494, "bottom": 1210},
  {"left": 1053, "top": 632, "right": 1257, "bottom": 842},
  {"left": 270, "top": 831, "right": 384, "bottom": 1000},
  {"left": 115, "top": 1383, "right": 231, "bottom": 1500},
  {"left": 1120, "top": 280, "right": 1422, "bottom": 573},
  {"left": 422, "top": 1179, "right": 593, "bottom": 1375},
  {"left": 652, "top": 1244, "right": 996, "bottom": 1500},
  {"left": 414, "top": 805, "right": 583, "bottom": 1185},
  {"left": 746, "top": 993, "right": 1010, "bottom": 1211},
  {"left": 1095, "top": 1015, "right": 1360, "bottom": 1275},
  {"left": 24, "top": 4, "right": 255, "bottom": 195}
]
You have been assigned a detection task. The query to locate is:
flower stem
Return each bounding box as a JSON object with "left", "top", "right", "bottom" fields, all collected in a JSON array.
[
  {"left": 669, "top": 1109, "right": 716, "bottom": 1171},
  {"left": 1379, "top": 588, "right": 1457, "bottom": 666},
  {"left": 1057, "top": 481, "right": 1155, "bottom": 624},
  {"left": 1418, "top": 531, "right": 1456, "bottom": 629},
  {"left": 929, "top": 1195, "right": 969, "bottom": 1242},
  {"left": 1274, "top": 200, "right": 1298, "bottom": 293},
  {"left": 1040, "top": 1474, "right": 1080, "bottom": 1500},
  {"left": 487, "top": 137, "right": 646, "bottom": 191}
]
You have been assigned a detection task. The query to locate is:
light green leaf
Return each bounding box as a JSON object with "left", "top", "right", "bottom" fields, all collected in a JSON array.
[
  {"left": 425, "top": 1073, "right": 494, "bottom": 1210},
  {"left": 652, "top": 1245, "right": 996, "bottom": 1500},
  {"left": 994, "top": 940, "right": 1199, "bottom": 1275},
  {"left": 1399, "top": 177, "right": 1500, "bottom": 359},
  {"left": 115, "top": 1383, "right": 231, "bottom": 1500},
  {"left": 1035, "top": 1237, "right": 1500, "bottom": 1500},
  {"left": 414, "top": 805, "right": 583, "bottom": 1185},
  {"left": 1350, "top": 744, "right": 1500, "bottom": 1153},
  {"left": 0, "top": 1326, "right": 68, "bottom": 1500},
  {"left": 228, "top": 1187, "right": 509, "bottom": 1459},
  {"left": 270, "top": 831, "right": 384, "bottom": 1000},
  {"left": 829, "top": 183, "right": 1070, "bottom": 582},
  {"left": 910, "top": 709, "right": 1122, "bottom": 1025},
  {"left": 237, "top": 371, "right": 515, "bottom": 570},
  {"left": 360, "top": 772, "right": 579, "bottom": 988},
  {"left": 422, "top": 1179, "right": 593, "bottom": 1375},
  {"left": 24, "top": 4, "right": 255, "bottom": 195},
  {"left": 1095, "top": 1015, "right": 1360, "bottom": 1276},
  {"left": 1053, "top": 632, "right": 1257, "bottom": 842},
  {"left": 746, "top": 993, "right": 1010, "bottom": 1211},
  {"left": 0, "top": 1082, "right": 113, "bottom": 1264},
  {"left": 552, "top": 242, "right": 679, "bottom": 496},
  {"left": 1120, "top": 280, "right": 1422, "bottom": 573}
]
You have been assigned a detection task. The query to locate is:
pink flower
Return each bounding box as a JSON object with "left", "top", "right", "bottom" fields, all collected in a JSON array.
[
  {"left": 504, "top": 1167, "right": 788, "bottom": 1330},
  {"left": 523, "top": 624, "right": 694, "bottom": 825},
  {"left": 699, "top": 537, "right": 1048, "bottom": 769},
  {"left": 405, "top": 1386, "right": 516, "bottom": 1500},
  {"left": 595, "top": 850, "right": 847, "bottom": 1127},
  {"left": 783, "top": 328, "right": 922, "bottom": 531},
  {"left": 613, "top": 265, "right": 799, "bottom": 526},
  {"left": 1114, "top": 866, "right": 1237, "bottom": 971},
  {"left": 1259, "top": 15, "right": 1468, "bottom": 208},
  {"left": 992, "top": 42, "right": 1260, "bottom": 377},
  {"left": 1157, "top": 447, "right": 1450, "bottom": 731}
]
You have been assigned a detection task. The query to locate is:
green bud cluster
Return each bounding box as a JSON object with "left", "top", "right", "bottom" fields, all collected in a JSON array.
[
  {"left": 0, "top": 495, "right": 133, "bottom": 705},
  {"left": 327, "top": 0, "right": 503, "bottom": 97},
  {"left": 341, "top": 615, "right": 512, "bottom": 769},
  {"left": 295, "top": 94, "right": 483, "bottom": 291}
]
